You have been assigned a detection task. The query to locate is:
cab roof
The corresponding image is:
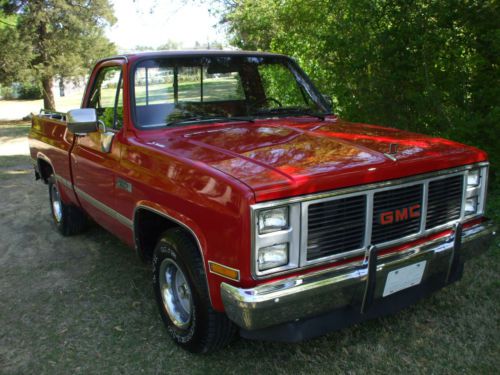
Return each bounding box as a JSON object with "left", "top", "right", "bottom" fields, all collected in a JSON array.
[{"left": 97, "top": 50, "right": 289, "bottom": 64}]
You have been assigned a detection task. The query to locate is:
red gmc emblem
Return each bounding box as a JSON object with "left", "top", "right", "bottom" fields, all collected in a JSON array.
[{"left": 379, "top": 204, "right": 421, "bottom": 225}]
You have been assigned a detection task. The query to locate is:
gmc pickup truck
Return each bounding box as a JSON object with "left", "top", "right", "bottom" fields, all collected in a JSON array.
[{"left": 29, "top": 51, "right": 497, "bottom": 353}]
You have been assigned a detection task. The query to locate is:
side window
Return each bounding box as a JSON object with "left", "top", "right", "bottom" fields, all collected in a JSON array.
[{"left": 88, "top": 66, "right": 123, "bottom": 130}]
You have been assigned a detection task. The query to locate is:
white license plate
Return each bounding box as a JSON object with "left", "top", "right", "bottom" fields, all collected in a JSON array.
[{"left": 383, "top": 261, "right": 427, "bottom": 297}]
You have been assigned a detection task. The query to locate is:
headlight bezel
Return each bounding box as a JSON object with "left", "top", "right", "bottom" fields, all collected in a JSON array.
[
  {"left": 464, "top": 166, "right": 488, "bottom": 217},
  {"left": 251, "top": 203, "right": 301, "bottom": 277}
]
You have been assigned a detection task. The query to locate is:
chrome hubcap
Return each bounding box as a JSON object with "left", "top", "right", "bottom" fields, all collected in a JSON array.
[
  {"left": 51, "top": 184, "right": 62, "bottom": 223},
  {"left": 159, "top": 258, "right": 192, "bottom": 329}
]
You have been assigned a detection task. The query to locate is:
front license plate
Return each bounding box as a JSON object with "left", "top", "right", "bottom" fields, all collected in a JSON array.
[{"left": 383, "top": 261, "right": 427, "bottom": 297}]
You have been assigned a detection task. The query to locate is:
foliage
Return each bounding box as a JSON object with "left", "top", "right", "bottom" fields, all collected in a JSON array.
[
  {"left": 17, "top": 82, "right": 43, "bottom": 100},
  {"left": 0, "top": 84, "right": 14, "bottom": 99},
  {"left": 217, "top": 0, "right": 500, "bottom": 181},
  {"left": 0, "top": 0, "right": 117, "bottom": 110}
]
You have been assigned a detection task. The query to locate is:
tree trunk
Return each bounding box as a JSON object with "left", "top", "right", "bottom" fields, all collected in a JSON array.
[{"left": 41, "top": 76, "right": 56, "bottom": 111}]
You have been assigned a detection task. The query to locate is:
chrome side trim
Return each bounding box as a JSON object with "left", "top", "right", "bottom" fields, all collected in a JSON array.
[
  {"left": 52, "top": 172, "right": 133, "bottom": 229},
  {"left": 75, "top": 186, "right": 133, "bottom": 229},
  {"left": 55, "top": 174, "right": 73, "bottom": 190}
]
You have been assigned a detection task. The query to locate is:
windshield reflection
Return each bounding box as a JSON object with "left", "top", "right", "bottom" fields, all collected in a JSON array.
[{"left": 132, "top": 55, "right": 327, "bottom": 128}]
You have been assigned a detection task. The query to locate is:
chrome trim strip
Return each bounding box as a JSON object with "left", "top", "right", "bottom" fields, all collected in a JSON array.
[
  {"left": 53, "top": 173, "right": 134, "bottom": 229},
  {"left": 75, "top": 186, "right": 133, "bottom": 229},
  {"left": 420, "top": 181, "right": 429, "bottom": 231},
  {"left": 55, "top": 175, "right": 73, "bottom": 190},
  {"left": 208, "top": 261, "right": 241, "bottom": 282},
  {"left": 250, "top": 162, "right": 489, "bottom": 279}
]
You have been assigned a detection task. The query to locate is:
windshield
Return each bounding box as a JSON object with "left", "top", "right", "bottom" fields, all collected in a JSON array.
[{"left": 132, "top": 55, "right": 328, "bottom": 128}]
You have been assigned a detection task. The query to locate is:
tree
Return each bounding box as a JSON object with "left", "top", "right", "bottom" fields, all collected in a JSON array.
[
  {"left": 0, "top": 0, "right": 117, "bottom": 110},
  {"left": 214, "top": 0, "right": 500, "bottom": 181}
]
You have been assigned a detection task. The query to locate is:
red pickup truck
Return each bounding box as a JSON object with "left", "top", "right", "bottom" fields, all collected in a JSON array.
[{"left": 29, "top": 51, "right": 496, "bottom": 353}]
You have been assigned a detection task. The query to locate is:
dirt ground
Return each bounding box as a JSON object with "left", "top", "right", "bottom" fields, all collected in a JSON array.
[{"left": 1, "top": 124, "right": 499, "bottom": 374}]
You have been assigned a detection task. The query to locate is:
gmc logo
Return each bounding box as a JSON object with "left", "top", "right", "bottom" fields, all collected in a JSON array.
[{"left": 379, "top": 204, "right": 421, "bottom": 225}]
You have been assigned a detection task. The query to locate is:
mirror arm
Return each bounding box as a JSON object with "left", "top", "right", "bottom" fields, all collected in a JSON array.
[{"left": 98, "top": 120, "right": 107, "bottom": 134}]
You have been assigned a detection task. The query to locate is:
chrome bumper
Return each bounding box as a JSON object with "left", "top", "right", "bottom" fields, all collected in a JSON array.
[{"left": 221, "top": 221, "right": 497, "bottom": 331}]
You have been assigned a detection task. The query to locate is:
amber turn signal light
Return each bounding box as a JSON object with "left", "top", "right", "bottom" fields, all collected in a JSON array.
[{"left": 208, "top": 261, "right": 240, "bottom": 281}]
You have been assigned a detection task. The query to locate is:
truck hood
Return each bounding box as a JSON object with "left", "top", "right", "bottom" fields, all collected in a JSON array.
[{"left": 141, "top": 117, "right": 487, "bottom": 202}]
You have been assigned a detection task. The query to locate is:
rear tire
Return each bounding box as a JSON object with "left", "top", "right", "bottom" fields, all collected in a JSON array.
[
  {"left": 48, "top": 175, "right": 87, "bottom": 236},
  {"left": 153, "top": 228, "right": 236, "bottom": 353}
]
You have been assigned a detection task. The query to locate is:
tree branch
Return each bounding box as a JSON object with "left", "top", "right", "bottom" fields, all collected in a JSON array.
[{"left": 0, "top": 18, "right": 16, "bottom": 27}]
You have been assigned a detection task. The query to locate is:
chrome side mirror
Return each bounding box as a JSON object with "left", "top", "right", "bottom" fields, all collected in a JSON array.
[{"left": 66, "top": 108, "right": 98, "bottom": 134}]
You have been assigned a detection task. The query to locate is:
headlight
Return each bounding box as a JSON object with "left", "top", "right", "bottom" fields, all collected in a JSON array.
[
  {"left": 465, "top": 167, "right": 487, "bottom": 216},
  {"left": 257, "top": 243, "right": 289, "bottom": 271},
  {"left": 467, "top": 169, "right": 480, "bottom": 186},
  {"left": 465, "top": 196, "right": 478, "bottom": 215},
  {"left": 258, "top": 207, "right": 289, "bottom": 234}
]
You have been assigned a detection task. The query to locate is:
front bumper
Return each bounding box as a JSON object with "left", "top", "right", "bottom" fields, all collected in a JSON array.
[{"left": 221, "top": 220, "right": 497, "bottom": 337}]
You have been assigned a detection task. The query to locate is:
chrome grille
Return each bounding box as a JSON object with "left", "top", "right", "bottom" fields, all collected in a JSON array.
[
  {"left": 307, "top": 195, "right": 366, "bottom": 260},
  {"left": 305, "top": 173, "right": 465, "bottom": 262},
  {"left": 371, "top": 184, "right": 423, "bottom": 244},
  {"left": 426, "top": 175, "right": 463, "bottom": 229}
]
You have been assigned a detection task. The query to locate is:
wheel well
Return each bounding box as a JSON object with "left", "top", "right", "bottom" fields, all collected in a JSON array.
[
  {"left": 134, "top": 208, "right": 199, "bottom": 262},
  {"left": 37, "top": 159, "right": 53, "bottom": 183}
]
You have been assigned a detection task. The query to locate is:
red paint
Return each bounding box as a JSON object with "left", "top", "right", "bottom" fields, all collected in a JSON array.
[
  {"left": 28, "top": 52, "right": 490, "bottom": 312},
  {"left": 380, "top": 204, "right": 421, "bottom": 225}
]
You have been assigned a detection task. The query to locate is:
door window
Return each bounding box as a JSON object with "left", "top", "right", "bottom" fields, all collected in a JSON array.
[{"left": 88, "top": 66, "right": 124, "bottom": 130}]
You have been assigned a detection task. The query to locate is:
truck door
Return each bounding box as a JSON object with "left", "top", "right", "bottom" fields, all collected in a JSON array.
[{"left": 71, "top": 60, "right": 130, "bottom": 238}]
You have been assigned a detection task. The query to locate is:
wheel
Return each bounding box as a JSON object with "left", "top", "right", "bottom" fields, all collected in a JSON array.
[
  {"left": 48, "top": 175, "right": 87, "bottom": 236},
  {"left": 152, "top": 228, "right": 236, "bottom": 353}
]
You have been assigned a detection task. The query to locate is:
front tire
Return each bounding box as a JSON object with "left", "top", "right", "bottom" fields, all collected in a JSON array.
[
  {"left": 48, "top": 175, "right": 87, "bottom": 236},
  {"left": 153, "top": 228, "right": 235, "bottom": 353}
]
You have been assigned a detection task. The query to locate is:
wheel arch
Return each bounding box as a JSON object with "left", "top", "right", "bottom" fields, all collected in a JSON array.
[
  {"left": 133, "top": 204, "right": 213, "bottom": 304},
  {"left": 36, "top": 153, "right": 55, "bottom": 183}
]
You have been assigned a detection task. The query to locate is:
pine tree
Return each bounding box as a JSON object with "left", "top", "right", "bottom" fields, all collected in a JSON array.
[{"left": 0, "top": 0, "right": 116, "bottom": 110}]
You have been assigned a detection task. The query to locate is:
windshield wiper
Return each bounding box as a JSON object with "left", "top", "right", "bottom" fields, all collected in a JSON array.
[
  {"left": 166, "top": 115, "right": 254, "bottom": 127},
  {"left": 253, "top": 107, "right": 326, "bottom": 121}
]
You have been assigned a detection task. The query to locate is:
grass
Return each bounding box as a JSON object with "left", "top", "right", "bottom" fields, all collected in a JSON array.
[{"left": 0, "top": 122, "right": 498, "bottom": 374}]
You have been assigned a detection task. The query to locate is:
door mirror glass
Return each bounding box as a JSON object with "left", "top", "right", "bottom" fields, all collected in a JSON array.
[{"left": 67, "top": 108, "right": 98, "bottom": 134}]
